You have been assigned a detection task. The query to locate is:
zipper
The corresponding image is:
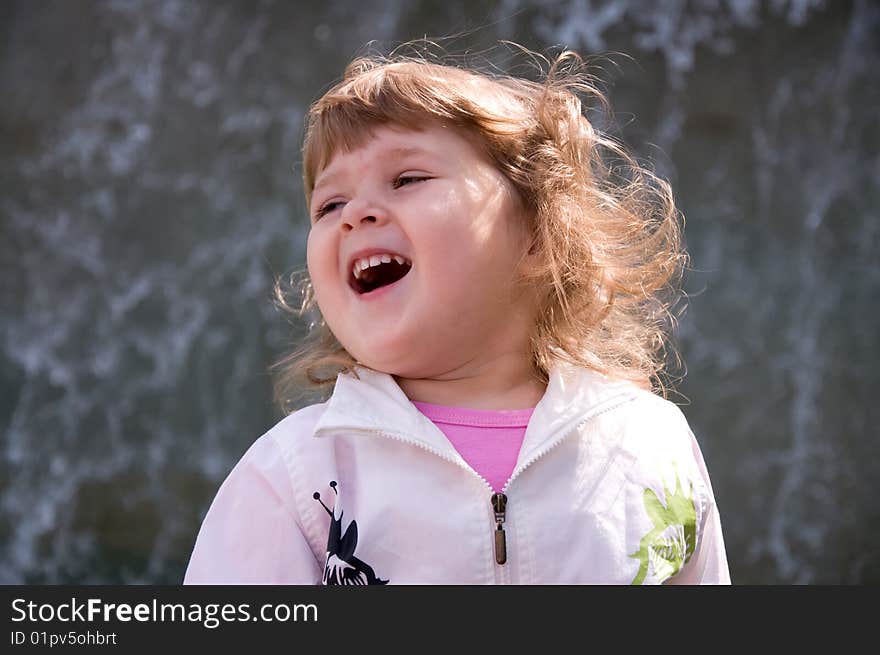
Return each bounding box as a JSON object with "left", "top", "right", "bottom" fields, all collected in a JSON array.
[
  {"left": 487, "top": 427, "right": 576, "bottom": 570},
  {"left": 491, "top": 492, "right": 508, "bottom": 565}
]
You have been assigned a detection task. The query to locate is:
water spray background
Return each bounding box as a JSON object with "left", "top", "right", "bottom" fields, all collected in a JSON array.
[{"left": 1, "top": 0, "right": 877, "bottom": 584}]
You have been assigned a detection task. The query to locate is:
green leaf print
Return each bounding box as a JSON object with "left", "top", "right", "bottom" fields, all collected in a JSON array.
[{"left": 629, "top": 474, "right": 697, "bottom": 585}]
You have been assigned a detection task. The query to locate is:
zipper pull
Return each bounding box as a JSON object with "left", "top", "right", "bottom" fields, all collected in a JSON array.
[{"left": 491, "top": 492, "right": 507, "bottom": 565}]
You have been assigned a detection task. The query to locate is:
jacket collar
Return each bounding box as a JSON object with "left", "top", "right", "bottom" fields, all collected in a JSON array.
[
  {"left": 312, "top": 361, "right": 638, "bottom": 466},
  {"left": 312, "top": 365, "right": 449, "bottom": 455}
]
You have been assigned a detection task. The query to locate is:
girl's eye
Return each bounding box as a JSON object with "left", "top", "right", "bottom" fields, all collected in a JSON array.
[
  {"left": 314, "top": 201, "right": 344, "bottom": 220},
  {"left": 393, "top": 175, "right": 429, "bottom": 189}
]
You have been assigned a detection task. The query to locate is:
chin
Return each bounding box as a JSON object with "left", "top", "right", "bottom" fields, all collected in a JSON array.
[
  {"left": 368, "top": 359, "right": 448, "bottom": 382},
  {"left": 347, "top": 344, "right": 409, "bottom": 376}
]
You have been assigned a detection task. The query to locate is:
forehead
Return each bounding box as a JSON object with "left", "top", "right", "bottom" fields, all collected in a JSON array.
[{"left": 330, "top": 123, "right": 429, "bottom": 160}]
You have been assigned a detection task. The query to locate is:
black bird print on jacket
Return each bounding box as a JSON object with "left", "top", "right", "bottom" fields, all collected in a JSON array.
[{"left": 313, "top": 481, "right": 389, "bottom": 585}]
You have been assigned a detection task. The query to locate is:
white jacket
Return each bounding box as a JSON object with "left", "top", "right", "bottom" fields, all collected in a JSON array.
[{"left": 184, "top": 362, "right": 730, "bottom": 585}]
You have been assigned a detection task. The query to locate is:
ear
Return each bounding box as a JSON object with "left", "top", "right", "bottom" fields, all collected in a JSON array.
[
  {"left": 511, "top": 236, "right": 543, "bottom": 307},
  {"left": 512, "top": 208, "right": 541, "bottom": 273},
  {"left": 520, "top": 234, "right": 541, "bottom": 266}
]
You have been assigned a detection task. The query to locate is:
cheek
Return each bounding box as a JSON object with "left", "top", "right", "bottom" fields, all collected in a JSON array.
[
  {"left": 305, "top": 232, "right": 338, "bottom": 302},
  {"left": 307, "top": 229, "right": 330, "bottom": 271},
  {"left": 423, "top": 211, "right": 518, "bottom": 277}
]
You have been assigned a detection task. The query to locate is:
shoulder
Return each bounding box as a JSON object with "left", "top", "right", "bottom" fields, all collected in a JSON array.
[
  {"left": 597, "top": 385, "right": 712, "bottom": 523},
  {"left": 610, "top": 387, "right": 697, "bottom": 466},
  {"left": 226, "top": 401, "right": 330, "bottom": 495},
  {"left": 194, "top": 401, "right": 333, "bottom": 544},
  {"left": 260, "top": 401, "right": 329, "bottom": 454},
  {"left": 563, "top": 370, "right": 707, "bottom": 494},
  {"left": 273, "top": 400, "right": 330, "bottom": 434}
]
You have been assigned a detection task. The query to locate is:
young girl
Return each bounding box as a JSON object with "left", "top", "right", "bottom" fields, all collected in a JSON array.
[{"left": 184, "top": 47, "right": 730, "bottom": 585}]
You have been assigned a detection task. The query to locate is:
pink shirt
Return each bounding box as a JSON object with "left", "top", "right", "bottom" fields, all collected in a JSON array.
[{"left": 411, "top": 401, "right": 534, "bottom": 493}]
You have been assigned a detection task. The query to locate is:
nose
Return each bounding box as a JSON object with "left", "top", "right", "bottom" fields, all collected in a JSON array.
[
  {"left": 342, "top": 215, "right": 377, "bottom": 232},
  {"left": 340, "top": 196, "right": 387, "bottom": 232}
]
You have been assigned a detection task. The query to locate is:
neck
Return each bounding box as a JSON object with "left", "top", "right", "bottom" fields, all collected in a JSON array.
[{"left": 393, "top": 354, "right": 547, "bottom": 411}]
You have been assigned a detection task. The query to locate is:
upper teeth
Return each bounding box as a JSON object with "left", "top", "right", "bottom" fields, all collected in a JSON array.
[{"left": 353, "top": 254, "right": 410, "bottom": 279}]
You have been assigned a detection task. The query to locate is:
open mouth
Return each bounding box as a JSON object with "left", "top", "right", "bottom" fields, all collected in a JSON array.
[{"left": 349, "top": 254, "right": 413, "bottom": 295}]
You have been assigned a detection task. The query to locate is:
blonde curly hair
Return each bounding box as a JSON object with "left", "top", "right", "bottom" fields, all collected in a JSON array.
[{"left": 271, "top": 45, "right": 688, "bottom": 413}]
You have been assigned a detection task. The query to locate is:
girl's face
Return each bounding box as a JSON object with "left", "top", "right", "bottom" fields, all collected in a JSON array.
[{"left": 306, "top": 122, "right": 537, "bottom": 380}]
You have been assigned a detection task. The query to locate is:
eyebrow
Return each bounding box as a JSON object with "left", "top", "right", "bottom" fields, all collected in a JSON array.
[{"left": 312, "top": 146, "right": 433, "bottom": 195}]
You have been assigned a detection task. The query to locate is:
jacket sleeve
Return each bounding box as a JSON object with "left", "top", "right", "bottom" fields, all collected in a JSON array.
[
  {"left": 665, "top": 428, "right": 731, "bottom": 585},
  {"left": 183, "top": 431, "right": 322, "bottom": 585}
]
